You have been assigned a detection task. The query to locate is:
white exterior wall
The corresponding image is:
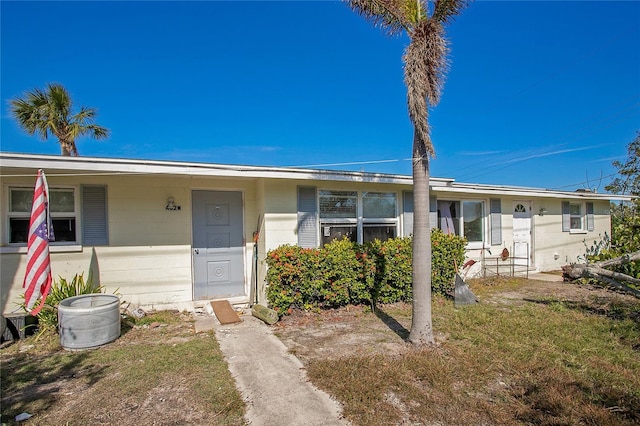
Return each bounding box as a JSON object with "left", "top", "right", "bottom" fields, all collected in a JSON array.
[
  {"left": 1, "top": 153, "right": 620, "bottom": 314},
  {"left": 1, "top": 173, "right": 260, "bottom": 314},
  {"left": 532, "top": 199, "right": 610, "bottom": 271},
  {"left": 423, "top": 194, "right": 612, "bottom": 276},
  {"left": 262, "top": 179, "right": 300, "bottom": 251}
]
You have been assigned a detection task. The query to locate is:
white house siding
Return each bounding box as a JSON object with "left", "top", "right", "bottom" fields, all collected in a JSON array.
[
  {"left": 1, "top": 172, "right": 261, "bottom": 314},
  {"left": 424, "top": 191, "right": 611, "bottom": 276},
  {"left": 1, "top": 154, "right": 627, "bottom": 314},
  {"left": 532, "top": 199, "right": 610, "bottom": 271},
  {"left": 262, "top": 179, "right": 300, "bottom": 252}
]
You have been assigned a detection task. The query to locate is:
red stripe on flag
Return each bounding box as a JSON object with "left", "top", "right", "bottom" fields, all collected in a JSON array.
[{"left": 23, "top": 170, "right": 53, "bottom": 316}]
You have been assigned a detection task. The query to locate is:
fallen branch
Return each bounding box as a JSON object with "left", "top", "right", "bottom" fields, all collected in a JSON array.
[
  {"left": 593, "top": 250, "right": 640, "bottom": 269},
  {"left": 562, "top": 250, "right": 640, "bottom": 299}
]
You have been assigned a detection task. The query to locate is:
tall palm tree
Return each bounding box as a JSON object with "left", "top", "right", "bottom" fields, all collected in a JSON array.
[
  {"left": 347, "top": 0, "right": 467, "bottom": 345},
  {"left": 9, "top": 83, "right": 109, "bottom": 156}
]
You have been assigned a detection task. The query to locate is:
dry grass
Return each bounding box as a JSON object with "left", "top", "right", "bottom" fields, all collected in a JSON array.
[
  {"left": 3, "top": 278, "right": 638, "bottom": 425},
  {"left": 282, "top": 278, "right": 640, "bottom": 425},
  {"left": 0, "top": 311, "right": 245, "bottom": 425}
]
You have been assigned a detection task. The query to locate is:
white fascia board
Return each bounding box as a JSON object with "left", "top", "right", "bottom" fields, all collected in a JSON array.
[
  {"left": 432, "top": 185, "right": 631, "bottom": 201},
  {"left": 0, "top": 152, "right": 420, "bottom": 184},
  {"left": 1, "top": 153, "right": 630, "bottom": 201}
]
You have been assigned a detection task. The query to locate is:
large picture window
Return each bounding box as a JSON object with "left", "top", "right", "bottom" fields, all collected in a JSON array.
[
  {"left": 8, "top": 187, "right": 77, "bottom": 244},
  {"left": 319, "top": 190, "right": 397, "bottom": 245},
  {"left": 437, "top": 199, "right": 485, "bottom": 244}
]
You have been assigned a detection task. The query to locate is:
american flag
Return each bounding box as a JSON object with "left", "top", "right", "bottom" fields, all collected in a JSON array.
[{"left": 23, "top": 169, "right": 55, "bottom": 315}]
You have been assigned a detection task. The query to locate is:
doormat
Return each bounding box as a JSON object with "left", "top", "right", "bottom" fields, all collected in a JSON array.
[{"left": 211, "top": 300, "right": 241, "bottom": 325}]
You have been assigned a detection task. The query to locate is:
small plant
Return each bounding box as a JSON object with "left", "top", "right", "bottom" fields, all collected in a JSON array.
[{"left": 21, "top": 272, "right": 104, "bottom": 333}]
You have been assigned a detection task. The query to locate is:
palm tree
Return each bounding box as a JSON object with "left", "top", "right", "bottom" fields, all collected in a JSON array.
[
  {"left": 347, "top": 0, "right": 467, "bottom": 345},
  {"left": 9, "top": 83, "right": 109, "bottom": 156}
]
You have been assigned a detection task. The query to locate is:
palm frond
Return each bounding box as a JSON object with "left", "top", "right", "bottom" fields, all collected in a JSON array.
[
  {"left": 8, "top": 83, "right": 109, "bottom": 156},
  {"left": 346, "top": 0, "right": 411, "bottom": 35},
  {"left": 432, "top": 0, "right": 469, "bottom": 24},
  {"left": 403, "top": 19, "right": 449, "bottom": 156}
]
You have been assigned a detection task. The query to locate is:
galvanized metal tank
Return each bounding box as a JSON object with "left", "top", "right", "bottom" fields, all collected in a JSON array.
[{"left": 58, "top": 294, "right": 121, "bottom": 350}]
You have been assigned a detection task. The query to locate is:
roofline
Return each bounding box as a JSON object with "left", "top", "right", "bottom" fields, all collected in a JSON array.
[
  {"left": 0, "top": 152, "right": 632, "bottom": 201},
  {"left": 0, "top": 152, "right": 424, "bottom": 185}
]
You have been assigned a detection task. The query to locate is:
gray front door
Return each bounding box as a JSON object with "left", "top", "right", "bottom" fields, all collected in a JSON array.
[{"left": 192, "top": 190, "right": 245, "bottom": 300}]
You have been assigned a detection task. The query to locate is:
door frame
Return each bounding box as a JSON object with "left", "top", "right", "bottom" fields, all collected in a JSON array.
[
  {"left": 512, "top": 200, "right": 533, "bottom": 267},
  {"left": 190, "top": 189, "right": 247, "bottom": 302}
]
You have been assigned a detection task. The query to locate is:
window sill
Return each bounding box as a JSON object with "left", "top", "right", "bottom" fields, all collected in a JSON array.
[
  {"left": 0, "top": 245, "right": 83, "bottom": 254},
  {"left": 466, "top": 241, "right": 486, "bottom": 250},
  {"left": 569, "top": 230, "right": 588, "bottom": 235}
]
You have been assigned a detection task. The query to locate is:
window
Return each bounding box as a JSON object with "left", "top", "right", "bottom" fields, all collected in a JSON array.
[
  {"left": 318, "top": 190, "right": 397, "bottom": 245},
  {"left": 437, "top": 199, "right": 485, "bottom": 244},
  {"left": 562, "top": 201, "right": 594, "bottom": 233},
  {"left": 362, "top": 192, "right": 397, "bottom": 243},
  {"left": 463, "top": 201, "right": 484, "bottom": 243},
  {"left": 8, "top": 187, "right": 78, "bottom": 244},
  {"left": 570, "top": 203, "right": 583, "bottom": 230}
]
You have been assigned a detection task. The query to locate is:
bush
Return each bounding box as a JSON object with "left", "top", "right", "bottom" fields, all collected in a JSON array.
[
  {"left": 265, "top": 230, "right": 467, "bottom": 315},
  {"left": 21, "top": 272, "right": 104, "bottom": 332},
  {"left": 365, "top": 237, "right": 413, "bottom": 304},
  {"left": 431, "top": 229, "right": 467, "bottom": 294}
]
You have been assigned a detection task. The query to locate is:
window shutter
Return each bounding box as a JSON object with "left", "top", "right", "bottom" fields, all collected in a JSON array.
[
  {"left": 403, "top": 191, "right": 413, "bottom": 237},
  {"left": 490, "top": 198, "right": 502, "bottom": 245},
  {"left": 297, "top": 186, "right": 317, "bottom": 248},
  {"left": 430, "top": 195, "right": 438, "bottom": 232},
  {"left": 82, "top": 185, "right": 108, "bottom": 245},
  {"left": 562, "top": 201, "right": 570, "bottom": 232},
  {"left": 586, "top": 202, "right": 594, "bottom": 231}
]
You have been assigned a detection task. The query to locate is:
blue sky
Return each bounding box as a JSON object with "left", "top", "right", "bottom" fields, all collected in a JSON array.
[{"left": 1, "top": 1, "right": 639, "bottom": 192}]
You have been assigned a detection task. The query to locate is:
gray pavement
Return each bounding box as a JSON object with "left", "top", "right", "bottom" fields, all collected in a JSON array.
[
  {"left": 209, "top": 312, "right": 348, "bottom": 425},
  {"left": 527, "top": 271, "right": 564, "bottom": 282}
]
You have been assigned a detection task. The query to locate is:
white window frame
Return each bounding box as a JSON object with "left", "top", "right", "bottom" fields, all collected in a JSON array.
[
  {"left": 569, "top": 201, "right": 587, "bottom": 234},
  {"left": 3, "top": 185, "right": 82, "bottom": 253},
  {"left": 437, "top": 198, "right": 487, "bottom": 249},
  {"left": 462, "top": 199, "right": 486, "bottom": 248},
  {"left": 318, "top": 190, "right": 399, "bottom": 245}
]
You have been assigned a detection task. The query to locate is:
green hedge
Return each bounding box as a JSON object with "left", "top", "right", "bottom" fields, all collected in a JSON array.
[{"left": 265, "top": 229, "right": 466, "bottom": 315}]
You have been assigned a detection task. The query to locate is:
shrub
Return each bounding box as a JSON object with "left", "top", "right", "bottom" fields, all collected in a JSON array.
[
  {"left": 265, "top": 245, "right": 321, "bottom": 314},
  {"left": 21, "top": 272, "right": 104, "bottom": 332},
  {"left": 431, "top": 229, "right": 467, "bottom": 295},
  {"left": 367, "top": 237, "right": 413, "bottom": 304},
  {"left": 266, "top": 230, "right": 467, "bottom": 315},
  {"left": 320, "top": 239, "right": 360, "bottom": 308}
]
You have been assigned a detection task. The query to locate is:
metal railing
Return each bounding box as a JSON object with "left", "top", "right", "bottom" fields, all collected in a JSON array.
[{"left": 482, "top": 243, "right": 530, "bottom": 278}]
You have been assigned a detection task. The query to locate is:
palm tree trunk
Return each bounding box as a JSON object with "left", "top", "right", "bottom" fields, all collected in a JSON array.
[
  {"left": 409, "top": 128, "right": 434, "bottom": 345},
  {"left": 59, "top": 140, "right": 73, "bottom": 156}
]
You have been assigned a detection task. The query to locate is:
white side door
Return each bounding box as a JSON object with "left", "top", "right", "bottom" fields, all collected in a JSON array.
[{"left": 512, "top": 202, "right": 531, "bottom": 267}]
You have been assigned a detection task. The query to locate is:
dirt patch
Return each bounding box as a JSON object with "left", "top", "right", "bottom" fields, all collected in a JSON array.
[
  {"left": 274, "top": 278, "right": 639, "bottom": 363},
  {"left": 2, "top": 279, "right": 637, "bottom": 425},
  {"left": 274, "top": 304, "right": 414, "bottom": 364},
  {"left": 1, "top": 312, "right": 244, "bottom": 426}
]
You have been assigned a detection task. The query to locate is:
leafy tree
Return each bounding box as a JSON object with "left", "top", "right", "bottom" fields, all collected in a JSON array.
[
  {"left": 9, "top": 83, "right": 109, "bottom": 156},
  {"left": 346, "top": 0, "right": 467, "bottom": 345},
  {"left": 606, "top": 131, "right": 640, "bottom": 196},
  {"left": 605, "top": 131, "right": 640, "bottom": 256}
]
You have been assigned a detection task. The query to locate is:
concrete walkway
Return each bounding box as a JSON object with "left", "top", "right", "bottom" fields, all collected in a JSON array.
[
  {"left": 527, "top": 271, "right": 564, "bottom": 282},
  {"left": 203, "top": 312, "right": 348, "bottom": 425}
]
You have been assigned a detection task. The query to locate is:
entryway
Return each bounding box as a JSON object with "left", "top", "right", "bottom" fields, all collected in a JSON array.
[
  {"left": 512, "top": 201, "right": 532, "bottom": 267},
  {"left": 192, "top": 190, "right": 245, "bottom": 300}
]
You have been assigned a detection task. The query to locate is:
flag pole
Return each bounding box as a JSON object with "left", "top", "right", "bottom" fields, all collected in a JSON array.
[{"left": 23, "top": 169, "right": 55, "bottom": 315}]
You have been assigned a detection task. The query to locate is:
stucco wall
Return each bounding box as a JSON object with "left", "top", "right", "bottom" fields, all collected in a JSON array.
[
  {"left": 461, "top": 197, "right": 611, "bottom": 275},
  {"left": 1, "top": 173, "right": 260, "bottom": 314},
  {"left": 1, "top": 167, "right": 615, "bottom": 314}
]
